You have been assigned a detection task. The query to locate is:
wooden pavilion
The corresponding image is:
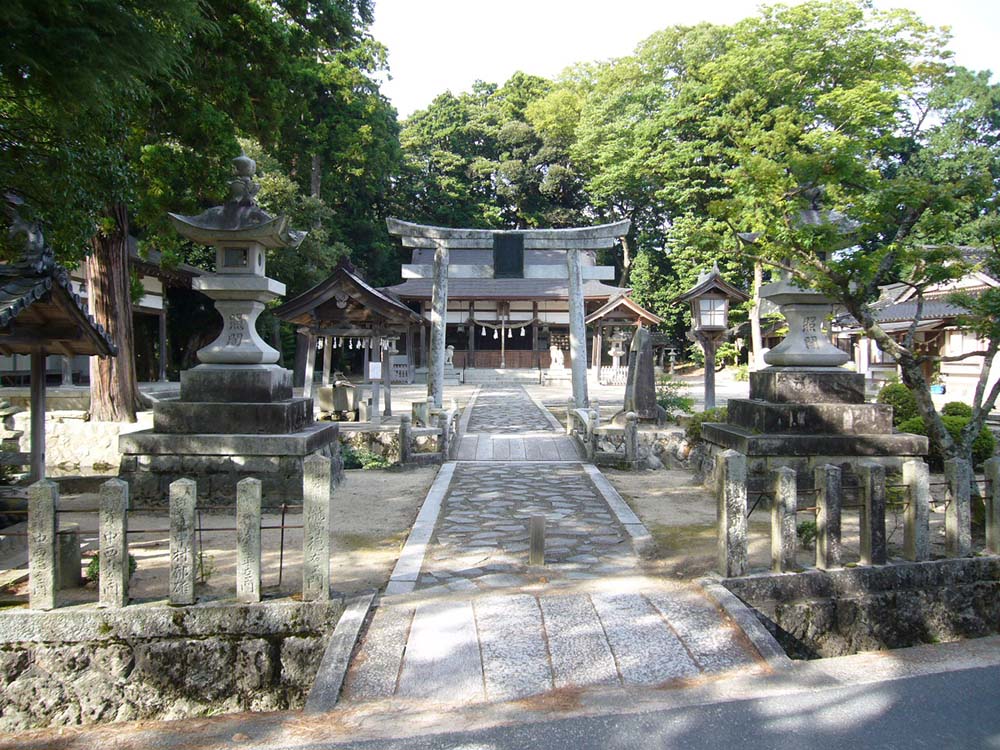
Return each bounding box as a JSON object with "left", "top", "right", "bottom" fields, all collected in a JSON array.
[
  {"left": 0, "top": 194, "right": 117, "bottom": 480},
  {"left": 272, "top": 258, "right": 425, "bottom": 414}
]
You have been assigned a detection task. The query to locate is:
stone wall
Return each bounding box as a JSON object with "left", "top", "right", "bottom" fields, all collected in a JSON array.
[
  {"left": 589, "top": 426, "right": 695, "bottom": 471},
  {"left": 722, "top": 558, "right": 1000, "bottom": 659},
  {"left": 0, "top": 599, "right": 344, "bottom": 731},
  {"left": 11, "top": 411, "right": 153, "bottom": 474}
]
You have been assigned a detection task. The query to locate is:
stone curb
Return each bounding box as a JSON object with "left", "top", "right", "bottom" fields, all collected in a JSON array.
[
  {"left": 583, "top": 463, "right": 655, "bottom": 557},
  {"left": 697, "top": 575, "right": 793, "bottom": 671},
  {"left": 524, "top": 388, "right": 567, "bottom": 432},
  {"left": 456, "top": 386, "right": 482, "bottom": 437},
  {"left": 304, "top": 591, "right": 376, "bottom": 714},
  {"left": 384, "top": 462, "right": 457, "bottom": 596}
]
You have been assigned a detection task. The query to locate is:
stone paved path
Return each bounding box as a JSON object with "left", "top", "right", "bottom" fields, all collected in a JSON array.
[{"left": 338, "top": 386, "right": 764, "bottom": 707}]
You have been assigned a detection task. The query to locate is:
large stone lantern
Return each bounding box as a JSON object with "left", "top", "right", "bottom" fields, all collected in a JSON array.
[
  {"left": 676, "top": 263, "right": 749, "bottom": 410},
  {"left": 119, "top": 156, "right": 339, "bottom": 505}
]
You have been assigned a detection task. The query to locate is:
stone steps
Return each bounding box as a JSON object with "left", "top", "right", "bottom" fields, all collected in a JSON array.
[
  {"left": 342, "top": 588, "right": 761, "bottom": 706},
  {"left": 461, "top": 369, "right": 543, "bottom": 384}
]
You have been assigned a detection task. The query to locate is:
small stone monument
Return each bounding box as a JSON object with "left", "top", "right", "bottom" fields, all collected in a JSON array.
[
  {"left": 548, "top": 345, "right": 565, "bottom": 370},
  {"left": 613, "top": 326, "right": 667, "bottom": 425},
  {"left": 608, "top": 333, "right": 627, "bottom": 370},
  {"left": 119, "top": 155, "right": 339, "bottom": 504}
]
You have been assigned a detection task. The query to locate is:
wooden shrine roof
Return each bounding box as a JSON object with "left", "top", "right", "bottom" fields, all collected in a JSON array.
[
  {"left": 273, "top": 258, "right": 423, "bottom": 332},
  {"left": 584, "top": 294, "right": 663, "bottom": 326}
]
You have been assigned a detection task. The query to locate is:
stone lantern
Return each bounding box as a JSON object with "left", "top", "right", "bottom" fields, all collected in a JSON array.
[
  {"left": 676, "top": 263, "right": 749, "bottom": 409},
  {"left": 118, "top": 155, "right": 340, "bottom": 505}
]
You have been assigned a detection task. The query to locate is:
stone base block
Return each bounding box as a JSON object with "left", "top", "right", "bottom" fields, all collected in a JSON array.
[
  {"left": 118, "top": 424, "right": 341, "bottom": 506},
  {"left": 153, "top": 398, "right": 313, "bottom": 435},
  {"left": 702, "top": 423, "right": 927, "bottom": 457},
  {"left": 750, "top": 367, "right": 865, "bottom": 404},
  {"left": 727, "top": 399, "right": 893, "bottom": 435},
  {"left": 179, "top": 364, "right": 293, "bottom": 403}
]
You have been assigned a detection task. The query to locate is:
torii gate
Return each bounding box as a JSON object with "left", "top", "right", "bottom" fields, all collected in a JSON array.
[{"left": 386, "top": 218, "right": 631, "bottom": 408}]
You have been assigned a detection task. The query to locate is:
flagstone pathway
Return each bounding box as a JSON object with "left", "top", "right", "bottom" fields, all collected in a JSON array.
[{"left": 334, "top": 386, "right": 766, "bottom": 708}]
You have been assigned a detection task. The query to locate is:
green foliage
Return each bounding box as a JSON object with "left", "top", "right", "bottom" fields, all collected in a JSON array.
[
  {"left": 941, "top": 402, "right": 973, "bottom": 418},
  {"left": 655, "top": 377, "right": 694, "bottom": 420},
  {"left": 85, "top": 554, "right": 138, "bottom": 582},
  {"left": 897, "top": 415, "right": 996, "bottom": 468},
  {"left": 341, "top": 444, "right": 391, "bottom": 470},
  {"left": 732, "top": 365, "right": 750, "bottom": 382},
  {"left": 877, "top": 383, "right": 919, "bottom": 427},
  {"left": 685, "top": 407, "right": 727, "bottom": 443},
  {"left": 797, "top": 521, "right": 817, "bottom": 549}
]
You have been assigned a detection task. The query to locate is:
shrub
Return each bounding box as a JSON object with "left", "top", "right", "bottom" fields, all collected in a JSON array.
[
  {"left": 877, "top": 382, "right": 918, "bottom": 427},
  {"left": 941, "top": 402, "right": 973, "bottom": 418},
  {"left": 797, "top": 520, "right": 817, "bottom": 549},
  {"left": 341, "top": 443, "right": 390, "bottom": 470},
  {"left": 685, "top": 407, "right": 727, "bottom": 443},
  {"left": 732, "top": 364, "right": 750, "bottom": 382},
  {"left": 85, "top": 553, "right": 137, "bottom": 582},
  {"left": 655, "top": 376, "right": 694, "bottom": 420},
  {"left": 897, "top": 415, "right": 996, "bottom": 468}
]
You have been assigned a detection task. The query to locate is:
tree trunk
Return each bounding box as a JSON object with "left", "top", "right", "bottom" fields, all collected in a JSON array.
[
  {"left": 750, "top": 261, "right": 765, "bottom": 371},
  {"left": 87, "top": 201, "right": 141, "bottom": 422},
  {"left": 620, "top": 235, "right": 633, "bottom": 287},
  {"left": 310, "top": 153, "right": 321, "bottom": 199}
]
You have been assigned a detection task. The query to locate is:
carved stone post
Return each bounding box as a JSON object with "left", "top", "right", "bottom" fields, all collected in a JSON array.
[
  {"left": 302, "top": 454, "right": 331, "bottom": 601},
  {"left": 169, "top": 478, "right": 197, "bottom": 606},
  {"left": 28, "top": 480, "right": 58, "bottom": 611},
  {"left": 770, "top": 466, "right": 797, "bottom": 573},
  {"left": 624, "top": 411, "right": 639, "bottom": 468},
  {"left": 237, "top": 477, "right": 262, "bottom": 603},
  {"left": 902, "top": 458, "right": 931, "bottom": 561},
  {"left": 985, "top": 456, "right": 1000, "bottom": 555},
  {"left": 859, "top": 462, "right": 887, "bottom": 565},
  {"left": 944, "top": 457, "right": 972, "bottom": 557},
  {"left": 717, "top": 450, "right": 748, "bottom": 577},
  {"left": 814, "top": 464, "right": 842, "bottom": 570},
  {"left": 399, "top": 415, "right": 412, "bottom": 464},
  {"left": 99, "top": 479, "right": 129, "bottom": 608}
]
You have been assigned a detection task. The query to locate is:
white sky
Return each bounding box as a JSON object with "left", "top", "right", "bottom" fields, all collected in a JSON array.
[{"left": 370, "top": 0, "right": 1000, "bottom": 119}]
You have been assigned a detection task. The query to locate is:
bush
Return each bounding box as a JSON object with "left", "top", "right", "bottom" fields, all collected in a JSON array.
[
  {"left": 685, "top": 407, "right": 727, "bottom": 443},
  {"left": 85, "top": 554, "right": 137, "bottom": 582},
  {"left": 655, "top": 376, "right": 694, "bottom": 420},
  {"left": 732, "top": 364, "right": 749, "bottom": 382},
  {"left": 941, "top": 402, "right": 973, "bottom": 418},
  {"left": 341, "top": 443, "right": 391, "bottom": 470},
  {"left": 877, "top": 382, "right": 918, "bottom": 427},
  {"left": 897, "top": 415, "right": 996, "bottom": 468},
  {"left": 797, "top": 520, "right": 817, "bottom": 549}
]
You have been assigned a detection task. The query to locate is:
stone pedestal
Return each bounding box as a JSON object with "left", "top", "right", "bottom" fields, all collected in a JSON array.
[{"left": 702, "top": 367, "right": 927, "bottom": 494}]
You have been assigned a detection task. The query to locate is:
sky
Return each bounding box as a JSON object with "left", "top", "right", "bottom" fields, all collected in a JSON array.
[{"left": 370, "top": 0, "right": 1000, "bottom": 119}]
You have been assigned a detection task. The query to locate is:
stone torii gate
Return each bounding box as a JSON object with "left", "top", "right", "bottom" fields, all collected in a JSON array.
[{"left": 386, "top": 218, "right": 631, "bottom": 408}]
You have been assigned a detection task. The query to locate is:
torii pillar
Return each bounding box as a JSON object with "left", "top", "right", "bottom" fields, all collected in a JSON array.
[
  {"left": 428, "top": 240, "right": 448, "bottom": 408},
  {"left": 566, "top": 250, "right": 589, "bottom": 409}
]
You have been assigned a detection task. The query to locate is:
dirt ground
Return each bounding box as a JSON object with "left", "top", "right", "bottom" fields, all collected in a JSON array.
[{"left": 1, "top": 466, "right": 438, "bottom": 607}]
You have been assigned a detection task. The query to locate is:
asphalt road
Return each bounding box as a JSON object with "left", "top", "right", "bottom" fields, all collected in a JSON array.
[{"left": 311, "top": 665, "right": 1000, "bottom": 750}]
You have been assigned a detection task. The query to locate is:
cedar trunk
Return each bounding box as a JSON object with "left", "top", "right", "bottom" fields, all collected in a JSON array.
[{"left": 87, "top": 201, "right": 141, "bottom": 422}]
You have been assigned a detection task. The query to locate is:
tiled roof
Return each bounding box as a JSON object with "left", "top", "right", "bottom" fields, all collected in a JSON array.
[{"left": 382, "top": 278, "right": 629, "bottom": 300}]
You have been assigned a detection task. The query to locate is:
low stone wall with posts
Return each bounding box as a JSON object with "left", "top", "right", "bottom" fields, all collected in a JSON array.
[
  {"left": 714, "top": 451, "right": 1000, "bottom": 658},
  {"left": 565, "top": 403, "right": 693, "bottom": 470},
  {"left": 1, "top": 455, "right": 345, "bottom": 731},
  {"left": 340, "top": 404, "right": 460, "bottom": 466}
]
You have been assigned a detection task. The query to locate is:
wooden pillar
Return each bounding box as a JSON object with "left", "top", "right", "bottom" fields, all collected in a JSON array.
[
  {"left": 29, "top": 351, "right": 46, "bottom": 483},
  {"left": 405, "top": 326, "right": 415, "bottom": 383},
  {"left": 532, "top": 302, "right": 540, "bottom": 369},
  {"left": 322, "top": 335, "right": 334, "bottom": 386},
  {"left": 158, "top": 309, "right": 168, "bottom": 382},
  {"left": 467, "top": 301, "right": 476, "bottom": 369},
  {"left": 428, "top": 242, "right": 449, "bottom": 408},
  {"left": 302, "top": 332, "right": 317, "bottom": 398},
  {"left": 566, "top": 251, "right": 589, "bottom": 407}
]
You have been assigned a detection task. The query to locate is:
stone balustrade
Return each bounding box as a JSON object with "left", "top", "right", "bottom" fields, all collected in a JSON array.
[
  {"left": 716, "top": 452, "right": 996, "bottom": 577},
  {"left": 25, "top": 454, "right": 337, "bottom": 610}
]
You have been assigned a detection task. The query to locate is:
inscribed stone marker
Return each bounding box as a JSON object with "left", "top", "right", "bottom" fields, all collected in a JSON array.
[
  {"left": 237, "top": 477, "right": 262, "bottom": 603},
  {"left": 28, "top": 480, "right": 58, "bottom": 611},
  {"left": 302, "top": 453, "right": 331, "bottom": 601},
  {"left": 169, "top": 478, "right": 197, "bottom": 606},
  {"left": 99, "top": 479, "right": 129, "bottom": 608}
]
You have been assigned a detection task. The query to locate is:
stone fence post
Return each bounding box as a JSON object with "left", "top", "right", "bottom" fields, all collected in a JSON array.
[
  {"left": 814, "top": 464, "right": 842, "bottom": 570},
  {"left": 717, "top": 449, "right": 748, "bottom": 577},
  {"left": 566, "top": 400, "right": 575, "bottom": 436},
  {"left": 28, "top": 480, "right": 58, "bottom": 611},
  {"left": 437, "top": 412, "right": 450, "bottom": 458},
  {"left": 237, "top": 477, "right": 262, "bottom": 603},
  {"left": 944, "top": 457, "right": 972, "bottom": 557},
  {"left": 302, "top": 453, "right": 331, "bottom": 601},
  {"left": 99, "top": 479, "right": 129, "bottom": 608},
  {"left": 770, "top": 466, "right": 797, "bottom": 573},
  {"left": 399, "top": 415, "right": 413, "bottom": 465},
  {"left": 859, "top": 462, "right": 887, "bottom": 566},
  {"left": 985, "top": 456, "right": 1000, "bottom": 555},
  {"left": 902, "top": 458, "right": 931, "bottom": 561},
  {"left": 624, "top": 412, "right": 639, "bottom": 469},
  {"left": 169, "top": 478, "right": 197, "bottom": 606},
  {"left": 586, "top": 409, "right": 598, "bottom": 463}
]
